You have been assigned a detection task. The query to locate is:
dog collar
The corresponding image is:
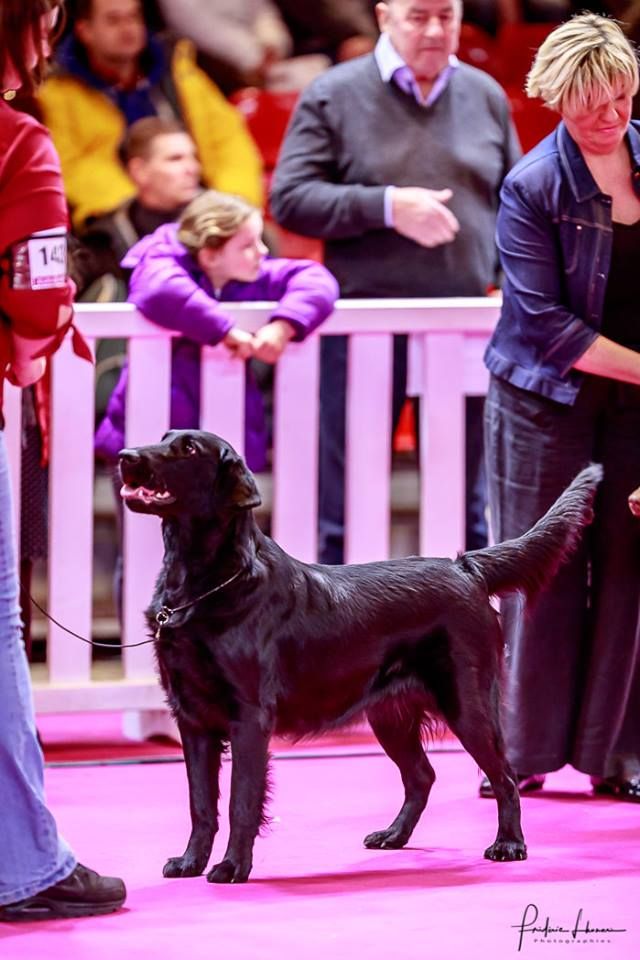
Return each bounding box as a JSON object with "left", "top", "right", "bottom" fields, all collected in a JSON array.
[{"left": 154, "top": 567, "right": 244, "bottom": 638}]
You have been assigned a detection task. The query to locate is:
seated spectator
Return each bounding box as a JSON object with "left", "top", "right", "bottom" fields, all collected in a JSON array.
[
  {"left": 73, "top": 116, "right": 202, "bottom": 420},
  {"left": 156, "top": 0, "right": 331, "bottom": 94},
  {"left": 76, "top": 116, "right": 201, "bottom": 300},
  {"left": 38, "top": 0, "right": 264, "bottom": 229},
  {"left": 274, "top": 0, "right": 378, "bottom": 63},
  {"left": 95, "top": 190, "right": 339, "bottom": 472}
]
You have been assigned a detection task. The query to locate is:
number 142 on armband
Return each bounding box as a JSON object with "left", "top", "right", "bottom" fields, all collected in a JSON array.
[{"left": 27, "top": 230, "right": 68, "bottom": 289}]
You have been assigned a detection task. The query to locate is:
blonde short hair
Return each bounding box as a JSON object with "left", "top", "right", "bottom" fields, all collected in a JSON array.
[
  {"left": 526, "top": 13, "right": 639, "bottom": 113},
  {"left": 177, "top": 191, "right": 257, "bottom": 255}
]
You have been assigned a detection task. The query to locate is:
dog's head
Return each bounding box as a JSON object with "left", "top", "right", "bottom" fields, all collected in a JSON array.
[{"left": 118, "top": 430, "right": 261, "bottom": 519}]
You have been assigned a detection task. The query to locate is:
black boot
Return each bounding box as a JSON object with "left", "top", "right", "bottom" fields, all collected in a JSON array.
[{"left": 0, "top": 864, "right": 126, "bottom": 921}]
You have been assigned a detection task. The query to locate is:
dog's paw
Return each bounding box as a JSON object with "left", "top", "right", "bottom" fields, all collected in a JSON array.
[
  {"left": 206, "top": 858, "right": 251, "bottom": 884},
  {"left": 483, "top": 840, "right": 527, "bottom": 862},
  {"left": 363, "top": 829, "right": 408, "bottom": 850},
  {"left": 163, "top": 855, "right": 206, "bottom": 878}
]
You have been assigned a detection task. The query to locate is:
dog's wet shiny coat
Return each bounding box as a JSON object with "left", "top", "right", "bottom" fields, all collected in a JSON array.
[{"left": 119, "top": 430, "right": 602, "bottom": 883}]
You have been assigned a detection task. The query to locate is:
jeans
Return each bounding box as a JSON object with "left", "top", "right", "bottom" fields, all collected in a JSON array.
[
  {"left": 318, "top": 335, "right": 488, "bottom": 564},
  {"left": 484, "top": 374, "right": 640, "bottom": 779},
  {"left": 0, "top": 431, "right": 76, "bottom": 905}
]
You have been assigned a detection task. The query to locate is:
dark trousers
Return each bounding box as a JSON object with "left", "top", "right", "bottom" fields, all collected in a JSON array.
[
  {"left": 318, "top": 334, "right": 488, "bottom": 565},
  {"left": 484, "top": 374, "right": 640, "bottom": 779}
]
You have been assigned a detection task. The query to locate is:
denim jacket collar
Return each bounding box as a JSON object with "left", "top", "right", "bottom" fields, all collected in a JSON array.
[{"left": 557, "top": 120, "right": 640, "bottom": 203}]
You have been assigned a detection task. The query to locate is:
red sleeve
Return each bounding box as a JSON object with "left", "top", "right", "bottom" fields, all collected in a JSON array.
[{"left": 0, "top": 105, "right": 74, "bottom": 342}]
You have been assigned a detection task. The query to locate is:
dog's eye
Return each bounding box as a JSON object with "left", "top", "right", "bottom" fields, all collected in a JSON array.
[{"left": 183, "top": 439, "right": 198, "bottom": 456}]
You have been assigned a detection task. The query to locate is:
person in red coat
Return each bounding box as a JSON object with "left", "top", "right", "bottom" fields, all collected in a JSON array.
[{"left": 0, "top": 0, "right": 126, "bottom": 921}]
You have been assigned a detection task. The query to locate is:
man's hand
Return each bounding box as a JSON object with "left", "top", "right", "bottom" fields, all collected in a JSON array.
[
  {"left": 392, "top": 187, "right": 460, "bottom": 248},
  {"left": 252, "top": 319, "right": 296, "bottom": 364},
  {"left": 222, "top": 327, "right": 255, "bottom": 360},
  {"left": 629, "top": 486, "right": 640, "bottom": 517}
]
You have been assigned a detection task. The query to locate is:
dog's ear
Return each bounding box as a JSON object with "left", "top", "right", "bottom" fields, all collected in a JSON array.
[{"left": 222, "top": 455, "right": 262, "bottom": 511}]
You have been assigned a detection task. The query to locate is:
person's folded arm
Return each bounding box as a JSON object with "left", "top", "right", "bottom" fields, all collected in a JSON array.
[
  {"left": 253, "top": 258, "right": 339, "bottom": 339},
  {"left": 270, "top": 86, "right": 386, "bottom": 239},
  {"left": 126, "top": 246, "right": 234, "bottom": 345}
]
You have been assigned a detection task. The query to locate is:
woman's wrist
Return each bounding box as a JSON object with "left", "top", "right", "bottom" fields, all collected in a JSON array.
[{"left": 269, "top": 318, "right": 296, "bottom": 341}]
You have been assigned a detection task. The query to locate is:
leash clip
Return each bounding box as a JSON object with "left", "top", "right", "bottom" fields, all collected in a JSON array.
[{"left": 154, "top": 606, "right": 172, "bottom": 638}]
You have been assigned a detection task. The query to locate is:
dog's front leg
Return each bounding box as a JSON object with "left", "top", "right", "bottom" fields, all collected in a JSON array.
[
  {"left": 207, "top": 708, "right": 271, "bottom": 884},
  {"left": 164, "top": 724, "right": 225, "bottom": 878}
]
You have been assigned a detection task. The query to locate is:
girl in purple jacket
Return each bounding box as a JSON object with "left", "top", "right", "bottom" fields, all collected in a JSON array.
[{"left": 95, "top": 190, "right": 339, "bottom": 470}]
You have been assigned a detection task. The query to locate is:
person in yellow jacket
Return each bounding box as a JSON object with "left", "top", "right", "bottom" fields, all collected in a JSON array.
[{"left": 38, "top": 0, "right": 264, "bottom": 229}]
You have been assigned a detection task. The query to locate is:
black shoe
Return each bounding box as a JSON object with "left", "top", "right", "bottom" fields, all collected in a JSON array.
[
  {"left": 479, "top": 773, "right": 546, "bottom": 798},
  {"left": 591, "top": 775, "right": 640, "bottom": 803},
  {"left": 0, "top": 864, "right": 126, "bottom": 921}
]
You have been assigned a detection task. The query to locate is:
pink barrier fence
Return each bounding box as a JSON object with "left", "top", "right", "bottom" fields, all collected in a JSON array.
[{"left": 5, "top": 298, "right": 499, "bottom": 726}]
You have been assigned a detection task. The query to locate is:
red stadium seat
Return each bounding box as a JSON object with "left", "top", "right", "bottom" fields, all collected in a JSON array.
[
  {"left": 231, "top": 88, "right": 323, "bottom": 261},
  {"left": 506, "top": 87, "right": 558, "bottom": 153},
  {"left": 231, "top": 88, "right": 300, "bottom": 172},
  {"left": 271, "top": 225, "right": 324, "bottom": 262},
  {"left": 496, "top": 22, "right": 555, "bottom": 92},
  {"left": 393, "top": 399, "right": 417, "bottom": 454},
  {"left": 457, "top": 23, "right": 501, "bottom": 80}
]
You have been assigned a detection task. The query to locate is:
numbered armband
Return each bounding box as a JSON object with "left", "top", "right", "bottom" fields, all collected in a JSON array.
[{"left": 1, "top": 228, "right": 68, "bottom": 291}]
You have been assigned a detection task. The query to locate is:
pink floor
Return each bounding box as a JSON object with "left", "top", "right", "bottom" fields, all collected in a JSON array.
[{"left": 1, "top": 744, "right": 638, "bottom": 960}]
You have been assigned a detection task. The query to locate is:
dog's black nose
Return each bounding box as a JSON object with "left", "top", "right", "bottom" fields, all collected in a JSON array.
[{"left": 118, "top": 448, "right": 141, "bottom": 463}]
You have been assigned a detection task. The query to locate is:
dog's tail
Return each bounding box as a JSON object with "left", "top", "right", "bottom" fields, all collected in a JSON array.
[{"left": 459, "top": 464, "right": 603, "bottom": 603}]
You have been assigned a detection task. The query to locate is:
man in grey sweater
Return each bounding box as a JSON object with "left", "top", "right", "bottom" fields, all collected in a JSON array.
[{"left": 271, "top": 0, "right": 521, "bottom": 564}]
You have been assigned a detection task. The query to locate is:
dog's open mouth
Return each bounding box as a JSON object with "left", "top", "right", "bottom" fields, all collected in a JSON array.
[
  {"left": 118, "top": 453, "right": 178, "bottom": 509},
  {"left": 119, "top": 454, "right": 177, "bottom": 508},
  {"left": 120, "top": 481, "right": 176, "bottom": 506}
]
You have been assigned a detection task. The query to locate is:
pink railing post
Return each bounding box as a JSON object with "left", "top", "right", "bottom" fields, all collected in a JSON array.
[
  {"left": 48, "top": 334, "right": 97, "bottom": 684},
  {"left": 273, "top": 336, "right": 320, "bottom": 562},
  {"left": 200, "top": 347, "right": 246, "bottom": 456},
  {"left": 345, "top": 334, "right": 393, "bottom": 564},
  {"left": 419, "top": 333, "right": 466, "bottom": 559},
  {"left": 122, "top": 336, "right": 172, "bottom": 678}
]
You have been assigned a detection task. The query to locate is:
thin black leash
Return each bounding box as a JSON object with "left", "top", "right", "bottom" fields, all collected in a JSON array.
[{"left": 23, "top": 567, "right": 244, "bottom": 649}]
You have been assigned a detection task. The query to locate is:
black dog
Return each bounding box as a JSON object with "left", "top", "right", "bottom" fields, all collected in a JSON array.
[{"left": 119, "top": 430, "right": 602, "bottom": 883}]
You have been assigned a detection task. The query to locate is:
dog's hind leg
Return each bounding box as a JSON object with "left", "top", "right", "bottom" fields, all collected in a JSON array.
[
  {"left": 164, "top": 725, "right": 225, "bottom": 878},
  {"left": 439, "top": 674, "right": 527, "bottom": 863},
  {"left": 363, "top": 704, "right": 435, "bottom": 849},
  {"left": 207, "top": 708, "right": 271, "bottom": 884}
]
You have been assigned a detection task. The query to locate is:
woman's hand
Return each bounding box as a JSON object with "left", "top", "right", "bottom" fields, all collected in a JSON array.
[
  {"left": 222, "top": 327, "right": 255, "bottom": 360},
  {"left": 6, "top": 357, "right": 46, "bottom": 388},
  {"left": 251, "top": 320, "right": 296, "bottom": 364}
]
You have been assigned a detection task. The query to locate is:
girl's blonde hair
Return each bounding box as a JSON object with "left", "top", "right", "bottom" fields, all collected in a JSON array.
[
  {"left": 526, "top": 13, "right": 639, "bottom": 113},
  {"left": 177, "top": 191, "right": 257, "bottom": 255}
]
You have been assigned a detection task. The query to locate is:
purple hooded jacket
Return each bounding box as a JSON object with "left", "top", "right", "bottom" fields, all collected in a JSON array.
[{"left": 95, "top": 223, "right": 339, "bottom": 469}]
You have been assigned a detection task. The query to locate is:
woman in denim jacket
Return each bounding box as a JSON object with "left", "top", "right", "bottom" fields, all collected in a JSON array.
[{"left": 482, "top": 14, "right": 640, "bottom": 802}]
